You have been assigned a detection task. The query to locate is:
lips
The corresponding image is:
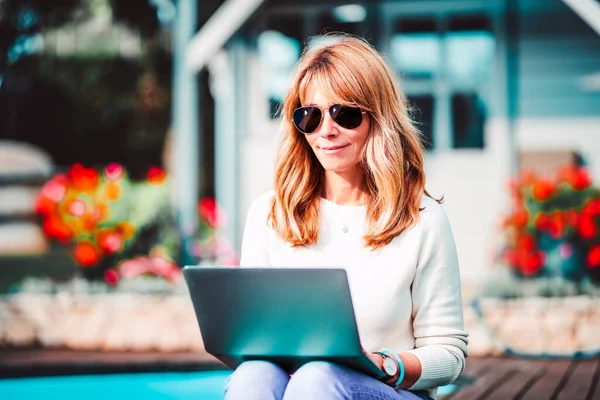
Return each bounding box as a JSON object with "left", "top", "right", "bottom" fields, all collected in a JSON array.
[{"left": 319, "top": 144, "right": 350, "bottom": 155}]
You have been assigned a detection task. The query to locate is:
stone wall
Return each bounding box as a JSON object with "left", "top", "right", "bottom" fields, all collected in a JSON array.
[
  {"left": 0, "top": 293, "right": 204, "bottom": 353},
  {"left": 467, "top": 296, "right": 600, "bottom": 357},
  {"left": 2, "top": 292, "right": 599, "bottom": 358}
]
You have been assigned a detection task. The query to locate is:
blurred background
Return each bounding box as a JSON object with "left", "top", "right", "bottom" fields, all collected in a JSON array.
[{"left": 0, "top": 0, "right": 599, "bottom": 398}]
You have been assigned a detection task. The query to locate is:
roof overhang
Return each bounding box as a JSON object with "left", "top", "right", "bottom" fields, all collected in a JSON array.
[
  {"left": 185, "top": 0, "right": 265, "bottom": 71},
  {"left": 562, "top": 0, "right": 600, "bottom": 36}
]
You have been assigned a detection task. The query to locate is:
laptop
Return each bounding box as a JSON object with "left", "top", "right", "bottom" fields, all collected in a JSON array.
[{"left": 182, "top": 266, "right": 385, "bottom": 379}]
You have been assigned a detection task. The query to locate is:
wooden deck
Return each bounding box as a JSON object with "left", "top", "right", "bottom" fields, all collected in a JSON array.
[
  {"left": 1, "top": 350, "right": 598, "bottom": 399},
  {"left": 440, "top": 357, "right": 600, "bottom": 400}
]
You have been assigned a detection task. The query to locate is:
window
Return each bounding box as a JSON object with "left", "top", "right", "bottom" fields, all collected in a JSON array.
[
  {"left": 390, "top": 15, "right": 493, "bottom": 150},
  {"left": 258, "top": 15, "right": 302, "bottom": 119},
  {"left": 391, "top": 18, "right": 439, "bottom": 80},
  {"left": 447, "top": 15, "right": 494, "bottom": 85},
  {"left": 452, "top": 93, "right": 486, "bottom": 149}
]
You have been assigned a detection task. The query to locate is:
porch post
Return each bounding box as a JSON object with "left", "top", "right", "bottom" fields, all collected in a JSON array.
[{"left": 172, "top": 0, "right": 199, "bottom": 266}]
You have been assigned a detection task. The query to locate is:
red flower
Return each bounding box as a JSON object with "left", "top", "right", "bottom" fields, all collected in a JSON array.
[
  {"left": 534, "top": 212, "right": 550, "bottom": 230},
  {"left": 577, "top": 216, "right": 597, "bottom": 239},
  {"left": 68, "top": 163, "right": 100, "bottom": 191},
  {"left": 518, "top": 251, "right": 545, "bottom": 276},
  {"left": 512, "top": 208, "right": 529, "bottom": 229},
  {"left": 558, "top": 164, "right": 592, "bottom": 191},
  {"left": 35, "top": 175, "right": 69, "bottom": 216},
  {"left": 97, "top": 230, "right": 124, "bottom": 254},
  {"left": 516, "top": 235, "right": 535, "bottom": 252},
  {"left": 40, "top": 174, "right": 68, "bottom": 202},
  {"left": 147, "top": 166, "right": 166, "bottom": 184},
  {"left": 199, "top": 197, "right": 225, "bottom": 228},
  {"left": 82, "top": 214, "right": 98, "bottom": 232},
  {"left": 565, "top": 210, "right": 578, "bottom": 227},
  {"left": 532, "top": 179, "right": 555, "bottom": 202},
  {"left": 35, "top": 196, "right": 57, "bottom": 216},
  {"left": 42, "top": 215, "right": 73, "bottom": 243},
  {"left": 582, "top": 198, "right": 600, "bottom": 217},
  {"left": 104, "top": 163, "right": 124, "bottom": 181},
  {"left": 548, "top": 212, "right": 565, "bottom": 239},
  {"left": 72, "top": 241, "right": 100, "bottom": 267},
  {"left": 66, "top": 199, "right": 86, "bottom": 217},
  {"left": 572, "top": 168, "right": 592, "bottom": 191},
  {"left": 104, "top": 269, "right": 120, "bottom": 286},
  {"left": 587, "top": 245, "right": 600, "bottom": 269}
]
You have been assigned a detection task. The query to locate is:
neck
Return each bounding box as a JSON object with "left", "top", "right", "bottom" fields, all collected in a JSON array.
[{"left": 323, "top": 169, "right": 367, "bottom": 206}]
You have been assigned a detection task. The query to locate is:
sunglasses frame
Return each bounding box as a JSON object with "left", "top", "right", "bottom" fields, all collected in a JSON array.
[{"left": 292, "top": 104, "right": 367, "bottom": 134}]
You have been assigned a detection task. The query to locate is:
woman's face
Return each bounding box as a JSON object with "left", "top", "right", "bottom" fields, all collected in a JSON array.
[{"left": 301, "top": 85, "right": 370, "bottom": 175}]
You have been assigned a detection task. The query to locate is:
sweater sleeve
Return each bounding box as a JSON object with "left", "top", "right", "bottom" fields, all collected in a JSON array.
[
  {"left": 405, "top": 200, "right": 469, "bottom": 391},
  {"left": 239, "top": 192, "right": 273, "bottom": 267}
]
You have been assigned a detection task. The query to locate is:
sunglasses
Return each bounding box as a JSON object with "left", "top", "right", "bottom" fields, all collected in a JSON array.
[{"left": 292, "top": 104, "right": 366, "bottom": 134}]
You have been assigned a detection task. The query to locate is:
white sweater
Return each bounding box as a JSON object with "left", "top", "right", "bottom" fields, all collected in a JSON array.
[{"left": 240, "top": 192, "right": 469, "bottom": 398}]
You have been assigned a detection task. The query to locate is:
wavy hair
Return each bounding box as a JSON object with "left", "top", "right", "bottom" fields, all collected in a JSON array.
[{"left": 269, "top": 35, "right": 436, "bottom": 250}]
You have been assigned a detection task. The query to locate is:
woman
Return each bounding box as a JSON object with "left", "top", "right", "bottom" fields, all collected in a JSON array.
[{"left": 226, "top": 35, "right": 468, "bottom": 400}]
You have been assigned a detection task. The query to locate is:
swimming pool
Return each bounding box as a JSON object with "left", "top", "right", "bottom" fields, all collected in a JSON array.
[
  {"left": 0, "top": 370, "right": 233, "bottom": 400},
  {"left": 0, "top": 371, "right": 459, "bottom": 399}
]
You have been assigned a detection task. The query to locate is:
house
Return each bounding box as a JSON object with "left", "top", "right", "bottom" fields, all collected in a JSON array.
[{"left": 180, "top": 0, "right": 600, "bottom": 285}]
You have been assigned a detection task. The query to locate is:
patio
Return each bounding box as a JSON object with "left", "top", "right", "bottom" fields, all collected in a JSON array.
[
  {"left": 1, "top": 350, "right": 598, "bottom": 399},
  {"left": 440, "top": 356, "right": 599, "bottom": 400}
]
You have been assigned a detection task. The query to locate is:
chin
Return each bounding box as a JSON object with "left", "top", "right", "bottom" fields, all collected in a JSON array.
[{"left": 319, "top": 161, "right": 355, "bottom": 173}]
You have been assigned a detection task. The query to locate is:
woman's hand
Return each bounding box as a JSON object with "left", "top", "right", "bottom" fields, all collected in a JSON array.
[
  {"left": 362, "top": 347, "right": 396, "bottom": 385},
  {"left": 365, "top": 349, "right": 385, "bottom": 370},
  {"left": 362, "top": 347, "right": 422, "bottom": 388}
]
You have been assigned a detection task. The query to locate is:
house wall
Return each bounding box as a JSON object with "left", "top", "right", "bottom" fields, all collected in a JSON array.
[{"left": 233, "top": 0, "right": 600, "bottom": 286}]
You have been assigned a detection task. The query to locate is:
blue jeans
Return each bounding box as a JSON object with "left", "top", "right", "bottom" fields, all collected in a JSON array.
[{"left": 224, "top": 360, "right": 431, "bottom": 400}]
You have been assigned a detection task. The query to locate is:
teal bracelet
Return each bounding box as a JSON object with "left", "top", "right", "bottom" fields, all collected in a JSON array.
[{"left": 379, "top": 348, "right": 405, "bottom": 388}]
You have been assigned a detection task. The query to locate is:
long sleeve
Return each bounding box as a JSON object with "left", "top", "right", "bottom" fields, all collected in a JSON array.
[
  {"left": 239, "top": 192, "right": 273, "bottom": 267},
  {"left": 405, "top": 201, "right": 469, "bottom": 391}
]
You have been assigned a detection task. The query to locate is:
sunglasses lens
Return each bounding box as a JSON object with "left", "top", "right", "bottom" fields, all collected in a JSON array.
[
  {"left": 330, "top": 105, "right": 363, "bottom": 129},
  {"left": 293, "top": 107, "right": 322, "bottom": 134}
]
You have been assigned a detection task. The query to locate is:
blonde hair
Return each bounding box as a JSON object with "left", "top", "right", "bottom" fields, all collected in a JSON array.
[{"left": 269, "top": 35, "right": 435, "bottom": 250}]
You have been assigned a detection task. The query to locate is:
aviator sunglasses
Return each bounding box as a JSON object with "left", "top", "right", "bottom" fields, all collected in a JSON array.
[{"left": 292, "top": 104, "right": 366, "bottom": 134}]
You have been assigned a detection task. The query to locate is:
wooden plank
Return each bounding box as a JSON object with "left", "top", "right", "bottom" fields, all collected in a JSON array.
[
  {"left": 518, "top": 360, "right": 572, "bottom": 400},
  {"left": 588, "top": 359, "right": 600, "bottom": 400},
  {"left": 485, "top": 359, "right": 547, "bottom": 400},
  {"left": 556, "top": 359, "right": 598, "bottom": 400},
  {"left": 439, "top": 358, "right": 496, "bottom": 400},
  {"left": 451, "top": 358, "right": 516, "bottom": 400},
  {"left": 462, "top": 357, "right": 494, "bottom": 376}
]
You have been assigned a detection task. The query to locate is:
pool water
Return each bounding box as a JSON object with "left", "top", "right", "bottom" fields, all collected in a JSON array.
[
  {"left": 0, "top": 370, "right": 233, "bottom": 400},
  {"left": 0, "top": 371, "right": 458, "bottom": 399}
]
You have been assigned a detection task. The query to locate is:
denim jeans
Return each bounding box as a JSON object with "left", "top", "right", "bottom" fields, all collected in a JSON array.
[{"left": 224, "top": 360, "right": 431, "bottom": 400}]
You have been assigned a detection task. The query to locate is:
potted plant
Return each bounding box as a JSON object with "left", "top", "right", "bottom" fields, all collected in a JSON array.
[{"left": 501, "top": 164, "right": 600, "bottom": 283}]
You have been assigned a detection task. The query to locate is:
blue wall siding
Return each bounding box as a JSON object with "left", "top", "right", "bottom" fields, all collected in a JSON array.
[{"left": 518, "top": 0, "right": 600, "bottom": 117}]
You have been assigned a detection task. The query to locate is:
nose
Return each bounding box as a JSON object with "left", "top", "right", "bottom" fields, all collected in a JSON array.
[{"left": 318, "top": 110, "right": 338, "bottom": 137}]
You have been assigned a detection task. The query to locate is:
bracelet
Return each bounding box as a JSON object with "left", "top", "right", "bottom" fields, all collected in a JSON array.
[{"left": 379, "top": 348, "right": 405, "bottom": 388}]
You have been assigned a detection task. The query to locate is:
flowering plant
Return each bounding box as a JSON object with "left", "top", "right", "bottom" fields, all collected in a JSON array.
[
  {"left": 35, "top": 163, "right": 237, "bottom": 285},
  {"left": 501, "top": 164, "right": 600, "bottom": 283}
]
